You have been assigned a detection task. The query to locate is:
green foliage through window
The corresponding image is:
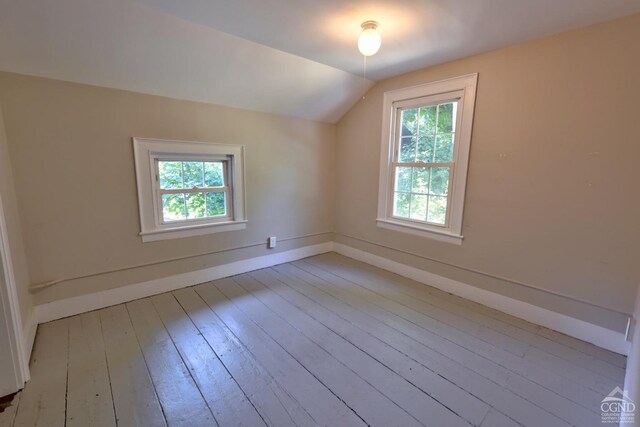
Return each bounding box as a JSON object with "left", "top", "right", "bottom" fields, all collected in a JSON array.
[
  {"left": 158, "top": 160, "right": 227, "bottom": 222},
  {"left": 394, "top": 101, "right": 457, "bottom": 225}
]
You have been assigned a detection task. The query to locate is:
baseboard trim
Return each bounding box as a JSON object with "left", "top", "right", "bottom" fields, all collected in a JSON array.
[
  {"left": 35, "top": 242, "right": 333, "bottom": 324},
  {"left": 21, "top": 312, "right": 37, "bottom": 380},
  {"left": 33, "top": 239, "right": 629, "bottom": 355},
  {"left": 333, "top": 242, "right": 630, "bottom": 356}
]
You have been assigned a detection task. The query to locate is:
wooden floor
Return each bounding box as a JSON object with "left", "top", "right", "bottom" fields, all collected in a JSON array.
[{"left": 0, "top": 253, "right": 627, "bottom": 427}]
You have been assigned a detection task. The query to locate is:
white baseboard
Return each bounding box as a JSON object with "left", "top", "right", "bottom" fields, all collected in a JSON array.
[
  {"left": 33, "top": 239, "right": 629, "bottom": 355},
  {"left": 36, "top": 242, "right": 333, "bottom": 324},
  {"left": 333, "top": 242, "right": 630, "bottom": 356},
  {"left": 21, "top": 312, "right": 37, "bottom": 380}
]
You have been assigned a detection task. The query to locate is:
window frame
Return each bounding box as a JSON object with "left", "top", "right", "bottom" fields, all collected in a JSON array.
[
  {"left": 377, "top": 74, "right": 478, "bottom": 245},
  {"left": 133, "top": 138, "right": 247, "bottom": 242}
]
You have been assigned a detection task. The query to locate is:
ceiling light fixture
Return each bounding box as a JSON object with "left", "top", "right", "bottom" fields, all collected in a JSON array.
[{"left": 358, "top": 21, "right": 381, "bottom": 57}]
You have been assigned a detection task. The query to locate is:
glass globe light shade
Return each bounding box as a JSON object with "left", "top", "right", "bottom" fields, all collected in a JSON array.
[{"left": 358, "top": 23, "right": 381, "bottom": 56}]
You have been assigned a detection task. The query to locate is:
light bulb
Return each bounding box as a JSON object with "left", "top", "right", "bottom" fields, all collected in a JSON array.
[{"left": 358, "top": 21, "right": 381, "bottom": 57}]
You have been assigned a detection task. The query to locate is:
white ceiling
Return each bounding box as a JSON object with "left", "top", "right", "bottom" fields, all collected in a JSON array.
[
  {"left": 134, "top": 0, "right": 640, "bottom": 80},
  {"left": 1, "top": 0, "right": 639, "bottom": 123}
]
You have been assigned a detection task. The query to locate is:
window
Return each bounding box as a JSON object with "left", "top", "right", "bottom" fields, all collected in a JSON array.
[
  {"left": 133, "top": 138, "right": 246, "bottom": 242},
  {"left": 157, "top": 160, "right": 229, "bottom": 222},
  {"left": 377, "top": 74, "right": 478, "bottom": 245}
]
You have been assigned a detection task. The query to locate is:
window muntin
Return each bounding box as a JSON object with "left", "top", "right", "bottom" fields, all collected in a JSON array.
[
  {"left": 392, "top": 101, "right": 458, "bottom": 226},
  {"left": 156, "top": 160, "right": 231, "bottom": 223}
]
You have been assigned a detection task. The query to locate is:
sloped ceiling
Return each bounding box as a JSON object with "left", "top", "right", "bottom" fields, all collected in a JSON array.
[{"left": 1, "top": 0, "right": 639, "bottom": 123}]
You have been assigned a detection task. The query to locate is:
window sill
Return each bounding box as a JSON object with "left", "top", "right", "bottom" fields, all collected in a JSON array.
[
  {"left": 376, "top": 218, "right": 463, "bottom": 245},
  {"left": 140, "top": 220, "right": 247, "bottom": 242}
]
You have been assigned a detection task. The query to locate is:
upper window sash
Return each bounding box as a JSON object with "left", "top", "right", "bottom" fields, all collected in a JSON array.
[{"left": 153, "top": 157, "right": 229, "bottom": 191}]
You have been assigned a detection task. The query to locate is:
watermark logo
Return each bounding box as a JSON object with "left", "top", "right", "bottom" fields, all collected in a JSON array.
[{"left": 601, "top": 386, "right": 635, "bottom": 424}]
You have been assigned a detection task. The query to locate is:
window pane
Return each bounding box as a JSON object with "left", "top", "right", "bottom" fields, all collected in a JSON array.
[
  {"left": 399, "top": 137, "right": 416, "bottom": 162},
  {"left": 419, "top": 105, "right": 437, "bottom": 135},
  {"left": 186, "top": 192, "right": 206, "bottom": 219},
  {"left": 401, "top": 108, "right": 418, "bottom": 136},
  {"left": 411, "top": 167, "right": 430, "bottom": 194},
  {"left": 395, "top": 167, "right": 412, "bottom": 192},
  {"left": 434, "top": 134, "right": 454, "bottom": 162},
  {"left": 430, "top": 167, "right": 449, "bottom": 195},
  {"left": 393, "top": 192, "right": 410, "bottom": 218},
  {"left": 437, "top": 102, "right": 456, "bottom": 133},
  {"left": 416, "top": 136, "right": 435, "bottom": 163},
  {"left": 158, "top": 161, "right": 183, "bottom": 189},
  {"left": 410, "top": 194, "right": 428, "bottom": 221},
  {"left": 204, "top": 162, "right": 224, "bottom": 187},
  {"left": 183, "top": 162, "right": 204, "bottom": 188},
  {"left": 206, "top": 192, "right": 226, "bottom": 217},
  {"left": 427, "top": 195, "right": 447, "bottom": 224},
  {"left": 162, "top": 193, "right": 186, "bottom": 221}
]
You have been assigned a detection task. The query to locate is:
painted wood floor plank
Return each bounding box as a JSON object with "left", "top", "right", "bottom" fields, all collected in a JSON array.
[
  {"left": 326, "top": 253, "right": 627, "bottom": 382},
  {"left": 318, "top": 255, "right": 530, "bottom": 358},
  {"left": 0, "top": 392, "right": 20, "bottom": 427},
  {"left": 172, "top": 287, "right": 316, "bottom": 427},
  {"left": 503, "top": 373, "right": 602, "bottom": 427},
  {"left": 126, "top": 298, "right": 216, "bottom": 427},
  {"left": 150, "top": 292, "right": 266, "bottom": 427},
  {"left": 273, "top": 263, "right": 583, "bottom": 426},
  {"left": 523, "top": 333, "right": 625, "bottom": 381},
  {"left": 251, "top": 270, "right": 489, "bottom": 425},
  {"left": 537, "top": 327, "right": 626, "bottom": 368},
  {"left": 194, "top": 282, "right": 366, "bottom": 427},
  {"left": 300, "top": 257, "right": 608, "bottom": 411},
  {"left": 13, "top": 319, "right": 69, "bottom": 427},
  {"left": 99, "top": 305, "right": 167, "bottom": 427},
  {"left": 212, "top": 277, "right": 423, "bottom": 427},
  {"left": 235, "top": 272, "right": 470, "bottom": 427},
  {"left": 479, "top": 410, "right": 521, "bottom": 427},
  {"left": 315, "top": 254, "right": 623, "bottom": 393},
  {"left": 315, "top": 255, "right": 625, "bottom": 398},
  {"left": 292, "top": 259, "right": 605, "bottom": 427},
  {"left": 301, "top": 257, "right": 609, "bottom": 408},
  {"left": 66, "top": 312, "right": 117, "bottom": 427},
  {"left": 414, "top": 280, "right": 626, "bottom": 370},
  {"left": 522, "top": 346, "right": 622, "bottom": 393},
  {"left": 277, "top": 262, "right": 593, "bottom": 426},
  {"left": 253, "top": 267, "right": 491, "bottom": 425}
]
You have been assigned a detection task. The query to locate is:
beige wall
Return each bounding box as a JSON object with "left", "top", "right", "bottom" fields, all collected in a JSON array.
[
  {"left": 0, "top": 105, "right": 33, "bottom": 332},
  {"left": 335, "top": 13, "right": 640, "bottom": 329},
  {"left": 0, "top": 72, "right": 336, "bottom": 304}
]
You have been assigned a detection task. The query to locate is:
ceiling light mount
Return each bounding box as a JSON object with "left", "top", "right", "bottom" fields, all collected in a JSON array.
[{"left": 358, "top": 20, "right": 381, "bottom": 57}]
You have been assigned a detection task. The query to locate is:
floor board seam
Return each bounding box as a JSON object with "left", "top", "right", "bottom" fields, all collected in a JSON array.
[{"left": 122, "top": 303, "right": 170, "bottom": 427}]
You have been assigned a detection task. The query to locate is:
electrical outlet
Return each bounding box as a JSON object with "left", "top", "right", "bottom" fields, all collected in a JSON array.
[{"left": 268, "top": 236, "right": 277, "bottom": 249}]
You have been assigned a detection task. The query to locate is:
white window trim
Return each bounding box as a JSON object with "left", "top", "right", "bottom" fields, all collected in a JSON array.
[
  {"left": 377, "top": 73, "right": 478, "bottom": 245},
  {"left": 133, "top": 138, "right": 247, "bottom": 242}
]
